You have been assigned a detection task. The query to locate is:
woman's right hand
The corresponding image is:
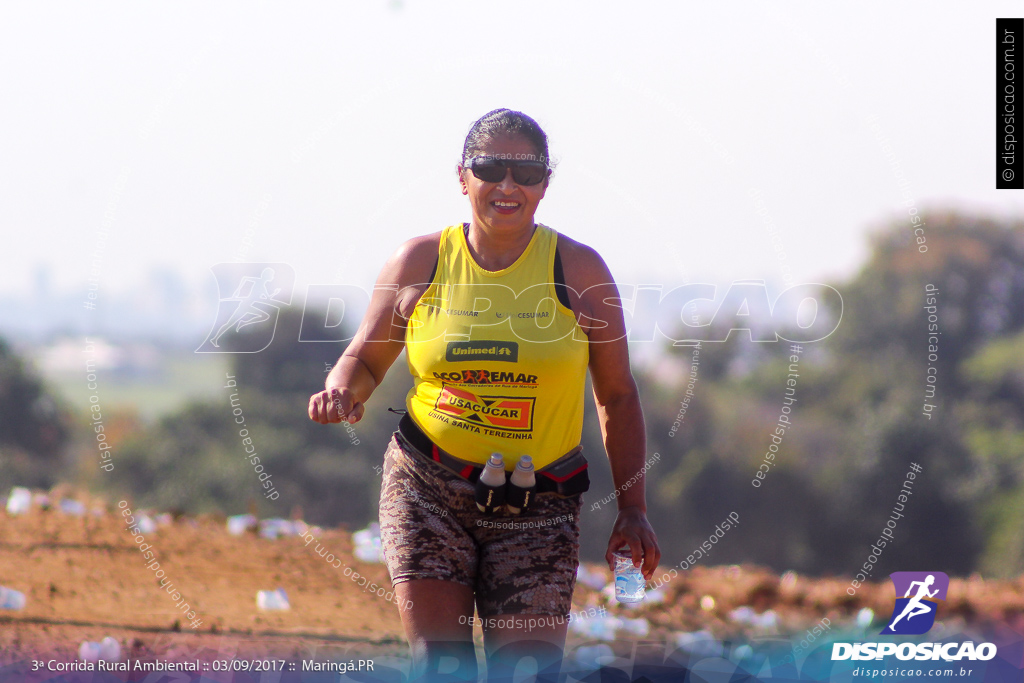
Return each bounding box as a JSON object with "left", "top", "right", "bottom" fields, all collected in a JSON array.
[{"left": 308, "top": 387, "right": 365, "bottom": 425}]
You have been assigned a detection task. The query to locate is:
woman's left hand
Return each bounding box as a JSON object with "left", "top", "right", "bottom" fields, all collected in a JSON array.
[{"left": 605, "top": 506, "right": 661, "bottom": 580}]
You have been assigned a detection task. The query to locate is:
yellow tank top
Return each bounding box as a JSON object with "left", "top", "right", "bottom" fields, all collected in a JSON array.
[{"left": 405, "top": 223, "right": 589, "bottom": 470}]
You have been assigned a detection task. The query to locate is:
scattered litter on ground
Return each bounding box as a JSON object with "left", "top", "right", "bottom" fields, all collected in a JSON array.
[
  {"left": 256, "top": 588, "right": 290, "bottom": 611},
  {"left": 353, "top": 523, "right": 384, "bottom": 563},
  {"left": 59, "top": 499, "right": 86, "bottom": 516},
  {"left": 226, "top": 514, "right": 258, "bottom": 536},
  {"left": 673, "top": 630, "right": 724, "bottom": 658},
  {"left": 6, "top": 488, "right": 31, "bottom": 515},
  {"left": 576, "top": 564, "right": 607, "bottom": 591},
  {"left": 0, "top": 585, "right": 26, "bottom": 610}
]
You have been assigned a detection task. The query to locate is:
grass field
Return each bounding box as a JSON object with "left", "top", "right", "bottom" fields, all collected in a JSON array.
[{"left": 38, "top": 350, "right": 231, "bottom": 424}]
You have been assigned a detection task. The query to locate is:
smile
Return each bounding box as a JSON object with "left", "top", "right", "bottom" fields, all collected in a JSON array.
[{"left": 491, "top": 200, "right": 521, "bottom": 211}]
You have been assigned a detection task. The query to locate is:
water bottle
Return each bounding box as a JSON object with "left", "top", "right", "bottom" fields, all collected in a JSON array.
[
  {"left": 613, "top": 548, "right": 645, "bottom": 603},
  {"left": 256, "top": 588, "right": 290, "bottom": 610},
  {"left": 0, "top": 586, "right": 26, "bottom": 610},
  {"left": 475, "top": 454, "right": 507, "bottom": 513},
  {"left": 506, "top": 455, "right": 536, "bottom": 514}
]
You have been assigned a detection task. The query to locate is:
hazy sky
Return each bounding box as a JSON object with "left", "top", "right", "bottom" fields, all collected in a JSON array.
[{"left": 5, "top": 1, "right": 1024, "bottom": 303}]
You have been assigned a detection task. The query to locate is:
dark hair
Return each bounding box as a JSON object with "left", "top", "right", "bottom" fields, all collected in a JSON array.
[{"left": 461, "top": 109, "right": 550, "bottom": 166}]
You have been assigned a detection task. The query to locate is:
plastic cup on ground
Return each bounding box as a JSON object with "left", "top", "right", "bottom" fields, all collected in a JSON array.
[
  {"left": 0, "top": 586, "right": 26, "bottom": 610},
  {"left": 256, "top": 588, "right": 290, "bottom": 610}
]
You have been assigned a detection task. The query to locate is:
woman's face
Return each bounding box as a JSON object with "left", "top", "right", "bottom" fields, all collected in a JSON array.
[{"left": 458, "top": 134, "right": 549, "bottom": 232}]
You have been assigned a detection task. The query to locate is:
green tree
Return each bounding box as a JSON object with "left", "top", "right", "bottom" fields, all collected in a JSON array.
[
  {"left": 100, "top": 306, "right": 413, "bottom": 525},
  {"left": 957, "top": 330, "right": 1024, "bottom": 576},
  {"left": 0, "top": 336, "right": 72, "bottom": 491}
]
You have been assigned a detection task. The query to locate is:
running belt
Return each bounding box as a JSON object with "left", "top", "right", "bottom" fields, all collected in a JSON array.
[{"left": 397, "top": 414, "right": 590, "bottom": 496}]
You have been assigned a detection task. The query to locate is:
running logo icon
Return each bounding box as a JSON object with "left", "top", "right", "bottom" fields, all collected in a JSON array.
[
  {"left": 197, "top": 264, "right": 294, "bottom": 353},
  {"left": 880, "top": 571, "right": 949, "bottom": 635}
]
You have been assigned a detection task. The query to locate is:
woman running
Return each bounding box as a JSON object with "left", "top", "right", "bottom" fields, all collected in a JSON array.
[{"left": 308, "top": 109, "right": 660, "bottom": 680}]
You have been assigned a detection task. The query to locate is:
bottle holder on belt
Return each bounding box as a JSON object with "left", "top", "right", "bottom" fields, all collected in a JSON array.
[
  {"left": 504, "top": 478, "right": 535, "bottom": 512},
  {"left": 396, "top": 414, "right": 590, "bottom": 498}
]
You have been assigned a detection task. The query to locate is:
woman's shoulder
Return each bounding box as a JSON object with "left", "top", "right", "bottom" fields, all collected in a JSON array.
[
  {"left": 551, "top": 230, "right": 614, "bottom": 287},
  {"left": 393, "top": 230, "right": 444, "bottom": 261},
  {"left": 382, "top": 230, "right": 445, "bottom": 287}
]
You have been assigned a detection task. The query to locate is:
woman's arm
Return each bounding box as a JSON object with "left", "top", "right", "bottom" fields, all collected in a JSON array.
[
  {"left": 308, "top": 233, "right": 440, "bottom": 424},
  {"left": 560, "top": 237, "right": 662, "bottom": 580}
]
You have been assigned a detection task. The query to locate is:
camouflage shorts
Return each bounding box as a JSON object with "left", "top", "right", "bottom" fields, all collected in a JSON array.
[{"left": 378, "top": 432, "right": 583, "bottom": 617}]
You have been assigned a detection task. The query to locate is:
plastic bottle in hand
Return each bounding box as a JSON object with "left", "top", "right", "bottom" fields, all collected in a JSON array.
[
  {"left": 506, "top": 455, "right": 536, "bottom": 514},
  {"left": 614, "top": 547, "right": 646, "bottom": 603},
  {"left": 476, "top": 453, "right": 507, "bottom": 513}
]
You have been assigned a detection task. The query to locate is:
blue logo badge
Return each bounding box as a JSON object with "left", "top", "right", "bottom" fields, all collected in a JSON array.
[{"left": 880, "top": 572, "right": 949, "bottom": 635}]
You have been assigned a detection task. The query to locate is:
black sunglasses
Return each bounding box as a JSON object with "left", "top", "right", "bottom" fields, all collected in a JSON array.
[{"left": 464, "top": 157, "right": 549, "bottom": 186}]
